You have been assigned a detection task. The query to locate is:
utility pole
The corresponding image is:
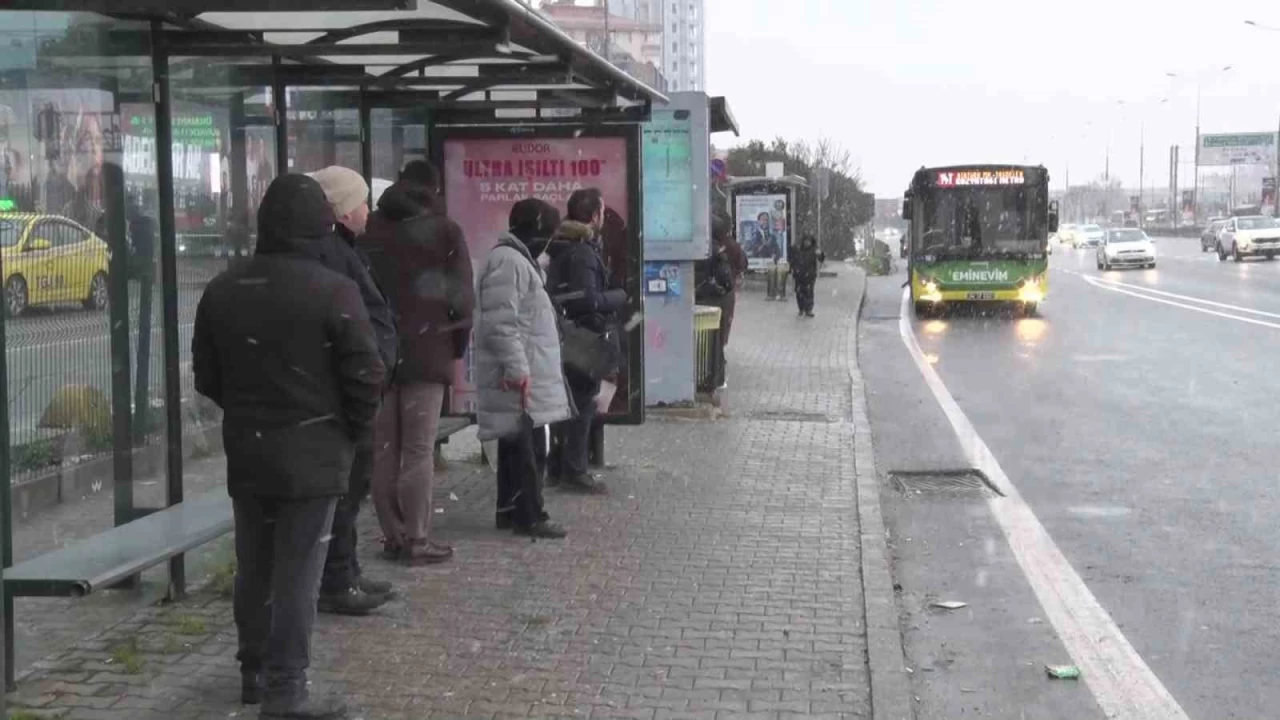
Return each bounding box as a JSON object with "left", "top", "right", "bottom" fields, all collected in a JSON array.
[
  {"left": 1269, "top": 110, "right": 1280, "bottom": 213},
  {"left": 1065, "top": 163, "right": 1070, "bottom": 222},
  {"left": 1193, "top": 83, "right": 1201, "bottom": 221},
  {"left": 1139, "top": 119, "right": 1145, "bottom": 221},
  {"left": 602, "top": 0, "right": 611, "bottom": 57}
]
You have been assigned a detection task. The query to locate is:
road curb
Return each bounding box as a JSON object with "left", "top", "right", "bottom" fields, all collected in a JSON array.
[{"left": 849, "top": 269, "right": 914, "bottom": 720}]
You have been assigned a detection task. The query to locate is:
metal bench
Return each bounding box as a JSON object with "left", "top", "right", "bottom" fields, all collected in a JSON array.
[
  {"left": 5, "top": 491, "right": 232, "bottom": 599},
  {"left": 3, "top": 415, "right": 473, "bottom": 688}
]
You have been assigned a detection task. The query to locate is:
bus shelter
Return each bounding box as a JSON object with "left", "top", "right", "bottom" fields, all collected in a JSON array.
[{"left": 0, "top": 0, "right": 664, "bottom": 690}]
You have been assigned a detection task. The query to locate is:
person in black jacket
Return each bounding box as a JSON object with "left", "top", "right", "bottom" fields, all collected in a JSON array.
[
  {"left": 791, "top": 233, "right": 824, "bottom": 318},
  {"left": 193, "top": 174, "right": 385, "bottom": 719},
  {"left": 308, "top": 166, "right": 399, "bottom": 615},
  {"left": 545, "top": 188, "right": 626, "bottom": 494}
]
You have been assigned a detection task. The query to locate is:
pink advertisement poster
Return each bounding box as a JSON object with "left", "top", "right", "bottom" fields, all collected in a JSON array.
[{"left": 442, "top": 136, "right": 630, "bottom": 413}]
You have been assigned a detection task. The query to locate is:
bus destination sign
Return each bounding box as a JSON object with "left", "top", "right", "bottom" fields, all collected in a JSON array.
[{"left": 935, "top": 169, "right": 1026, "bottom": 187}]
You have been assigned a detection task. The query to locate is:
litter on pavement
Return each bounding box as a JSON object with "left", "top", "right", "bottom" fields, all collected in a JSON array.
[{"left": 1045, "top": 665, "right": 1082, "bottom": 680}]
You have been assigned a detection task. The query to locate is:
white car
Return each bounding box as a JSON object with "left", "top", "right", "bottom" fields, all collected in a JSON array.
[
  {"left": 1215, "top": 215, "right": 1280, "bottom": 262},
  {"left": 1074, "top": 224, "right": 1105, "bottom": 248},
  {"left": 1097, "top": 228, "right": 1156, "bottom": 270},
  {"left": 1053, "top": 223, "right": 1075, "bottom": 245}
]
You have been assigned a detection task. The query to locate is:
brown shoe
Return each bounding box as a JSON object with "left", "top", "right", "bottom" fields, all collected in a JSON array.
[{"left": 403, "top": 540, "right": 453, "bottom": 566}]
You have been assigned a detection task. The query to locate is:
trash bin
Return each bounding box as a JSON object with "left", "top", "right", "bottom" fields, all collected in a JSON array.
[{"left": 694, "top": 305, "right": 724, "bottom": 393}]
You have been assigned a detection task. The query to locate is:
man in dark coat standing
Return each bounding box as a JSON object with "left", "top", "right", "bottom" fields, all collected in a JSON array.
[
  {"left": 307, "top": 165, "right": 399, "bottom": 615},
  {"left": 193, "top": 174, "right": 385, "bottom": 720},
  {"left": 791, "top": 233, "right": 823, "bottom": 318},
  {"left": 363, "top": 160, "right": 474, "bottom": 565}
]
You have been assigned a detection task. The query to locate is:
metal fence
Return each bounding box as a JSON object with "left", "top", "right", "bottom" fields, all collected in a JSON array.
[{"left": 5, "top": 252, "right": 224, "bottom": 487}]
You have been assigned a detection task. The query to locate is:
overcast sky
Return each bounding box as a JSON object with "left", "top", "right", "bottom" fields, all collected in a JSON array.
[{"left": 704, "top": 0, "right": 1280, "bottom": 196}]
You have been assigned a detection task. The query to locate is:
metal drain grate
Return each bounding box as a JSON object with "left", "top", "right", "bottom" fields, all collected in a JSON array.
[
  {"left": 889, "top": 469, "right": 1002, "bottom": 497},
  {"left": 747, "top": 410, "right": 840, "bottom": 423}
]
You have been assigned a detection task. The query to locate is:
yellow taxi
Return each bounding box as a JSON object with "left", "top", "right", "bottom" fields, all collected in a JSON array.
[{"left": 0, "top": 213, "right": 110, "bottom": 317}]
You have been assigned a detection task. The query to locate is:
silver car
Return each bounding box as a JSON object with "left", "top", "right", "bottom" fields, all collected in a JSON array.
[
  {"left": 1097, "top": 228, "right": 1156, "bottom": 270},
  {"left": 1074, "top": 223, "right": 1105, "bottom": 248}
]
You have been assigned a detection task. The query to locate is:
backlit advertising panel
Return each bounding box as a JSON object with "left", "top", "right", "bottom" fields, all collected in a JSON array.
[{"left": 438, "top": 126, "right": 643, "bottom": 423}]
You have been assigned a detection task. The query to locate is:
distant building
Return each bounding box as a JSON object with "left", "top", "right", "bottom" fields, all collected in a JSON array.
[
  {"left": 541, "top": 0, "right": 703, "bottom": 92},
  {"left": 539, "top": 1, "right": 666, "bottom": 91},
  {"left": 875, "top": 197, "right": 901, "bottom": 221},
  {"left": 646, "top": 0, "right": 705, "bottom": 92}
]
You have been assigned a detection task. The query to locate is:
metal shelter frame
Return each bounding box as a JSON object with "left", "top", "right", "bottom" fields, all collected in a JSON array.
[{"left": 0, "top": 0, "right": 666, "bottom": 692}]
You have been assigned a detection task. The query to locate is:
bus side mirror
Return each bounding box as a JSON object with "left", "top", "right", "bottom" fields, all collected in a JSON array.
[{"left": 1048, "top": 200, "right": 1060, "bottom": 233}]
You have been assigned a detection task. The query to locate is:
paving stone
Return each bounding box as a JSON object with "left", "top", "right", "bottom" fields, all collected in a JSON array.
[{"left": 10, "top": 272, "right": 873, "bottom": 719}]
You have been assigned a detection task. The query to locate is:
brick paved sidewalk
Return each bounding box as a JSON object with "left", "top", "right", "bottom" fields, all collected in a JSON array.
[{"left": 7, "top": 268, "right": 874, "bottom": 720}]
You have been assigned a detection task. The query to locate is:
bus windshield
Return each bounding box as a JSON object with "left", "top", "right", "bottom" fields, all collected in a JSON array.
[{"left": 917, "top": 186, "right": 1045, "bottom": 258}]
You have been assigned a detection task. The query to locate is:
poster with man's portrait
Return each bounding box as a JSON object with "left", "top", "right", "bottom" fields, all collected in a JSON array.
[{"left": 735, "top": 193, "right": 789, "bottom": 268}]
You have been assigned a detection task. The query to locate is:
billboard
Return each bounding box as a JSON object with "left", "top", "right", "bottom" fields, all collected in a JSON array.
[
  {"left": 439, "top": 129, "right": 642, "bottom": 421},
  {"left": 1199, "top": 133, "right": 1278, "bottom": 167},
  {"left": 735, "top": 193, "right": 789, "bottom": 269}
]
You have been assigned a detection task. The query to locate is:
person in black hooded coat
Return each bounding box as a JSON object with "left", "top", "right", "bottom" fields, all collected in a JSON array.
[{"left": 193, "top": 173, "right": 384, "bottom": 719}]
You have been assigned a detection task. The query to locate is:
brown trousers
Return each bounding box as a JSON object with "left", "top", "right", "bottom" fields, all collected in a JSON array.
[{"left": 370, "top": 382, "right": 445, "bottom": 546}]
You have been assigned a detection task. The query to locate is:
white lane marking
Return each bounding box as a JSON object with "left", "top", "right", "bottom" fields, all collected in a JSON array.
[
  {"left": 1080, "top": 276, "right": 1280, "bottom": 330},
  {"left": 1086, "top": 275, "right": 1280, "bottom": 319},
  {"left": 898, "top": 288, "right": 1189, "bottom": 720}
]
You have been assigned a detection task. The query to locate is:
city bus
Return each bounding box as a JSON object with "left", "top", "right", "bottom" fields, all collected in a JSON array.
[{"left": 902, "top": 164, "right": 1057, "bottom": 316}]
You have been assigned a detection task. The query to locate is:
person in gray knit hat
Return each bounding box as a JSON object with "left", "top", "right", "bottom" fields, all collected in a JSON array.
[{"left": 305, "top": 165, "right": 400, "bottom": 616}]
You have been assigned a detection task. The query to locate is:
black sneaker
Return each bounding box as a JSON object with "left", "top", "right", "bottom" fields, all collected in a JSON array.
[
  {"left": 355, "top": 575, "right": 394, "bottom": 598},
  {"left": 561, "top": 473, "right": 609, "bottom": 495},
  {"left": 514, "top": 520, "right": 568, "bottom": 539},
  {"left": 317, "top": 587, "right": 387, "bottom": 616},
  {"left": 260, "top": 694, "right": 348, "bottom": 719}
]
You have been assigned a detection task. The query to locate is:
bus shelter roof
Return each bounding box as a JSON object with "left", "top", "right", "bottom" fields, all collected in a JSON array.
[{"left": 18, "top": 0, "right": 668, "bottom": 122}]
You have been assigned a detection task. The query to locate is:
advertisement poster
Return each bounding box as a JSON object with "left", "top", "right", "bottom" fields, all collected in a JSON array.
[
  {"left": 442, "top": 135, "right": 630, "bottom": 414},
  {"left": 641, "top": 109, "right": 694, "bottom": 244},
  {"left": 1199, "top": 132, "right": 1278, "bottom": 167},
  {"left": 0, "top": 88, "right": 119, "bottom": 220},
  {"left": 735, "top": 193, "right": 788, "bottom": 268}
]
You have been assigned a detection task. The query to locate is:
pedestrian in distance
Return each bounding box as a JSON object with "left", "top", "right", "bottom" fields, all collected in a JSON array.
[
  {"left": 363, "top": 160, "right": 474, "bottom": 565},
  {"left": 306, "top": 165, "right": 400, "bottom": 616},
  {"left": 791, "top": 233, "right": 823, "bottom": 318},
  {"left": 546, "top": 188, "right": 627, "bottom": 494},
  {"left": 193, "top": 173, "right": 385, "bottom": 719},
  {"left": 476, "top": 198, "right": 574, "bottom": 538}
]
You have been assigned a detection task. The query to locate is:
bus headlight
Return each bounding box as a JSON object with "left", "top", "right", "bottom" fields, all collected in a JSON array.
[
  {"left": 1018, "top": 277, "right": 1043, "bottom": 304},
  {"left": 921, "top": 278, "right": 942, "bottom": 302}
]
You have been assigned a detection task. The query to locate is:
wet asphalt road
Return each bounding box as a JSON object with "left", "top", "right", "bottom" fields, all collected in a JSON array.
[{"left": 859, "top": 237, "right": 1280, "bottom": 719}]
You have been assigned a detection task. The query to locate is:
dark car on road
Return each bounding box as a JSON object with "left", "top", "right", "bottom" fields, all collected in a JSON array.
[{"left": 1201, "top": 218, "right": 1228, "bottom": 253}]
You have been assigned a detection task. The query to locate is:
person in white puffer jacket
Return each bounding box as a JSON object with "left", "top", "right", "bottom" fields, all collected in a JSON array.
[{"left": 474, "top": 198, "right": 573, "bottom": 539}]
